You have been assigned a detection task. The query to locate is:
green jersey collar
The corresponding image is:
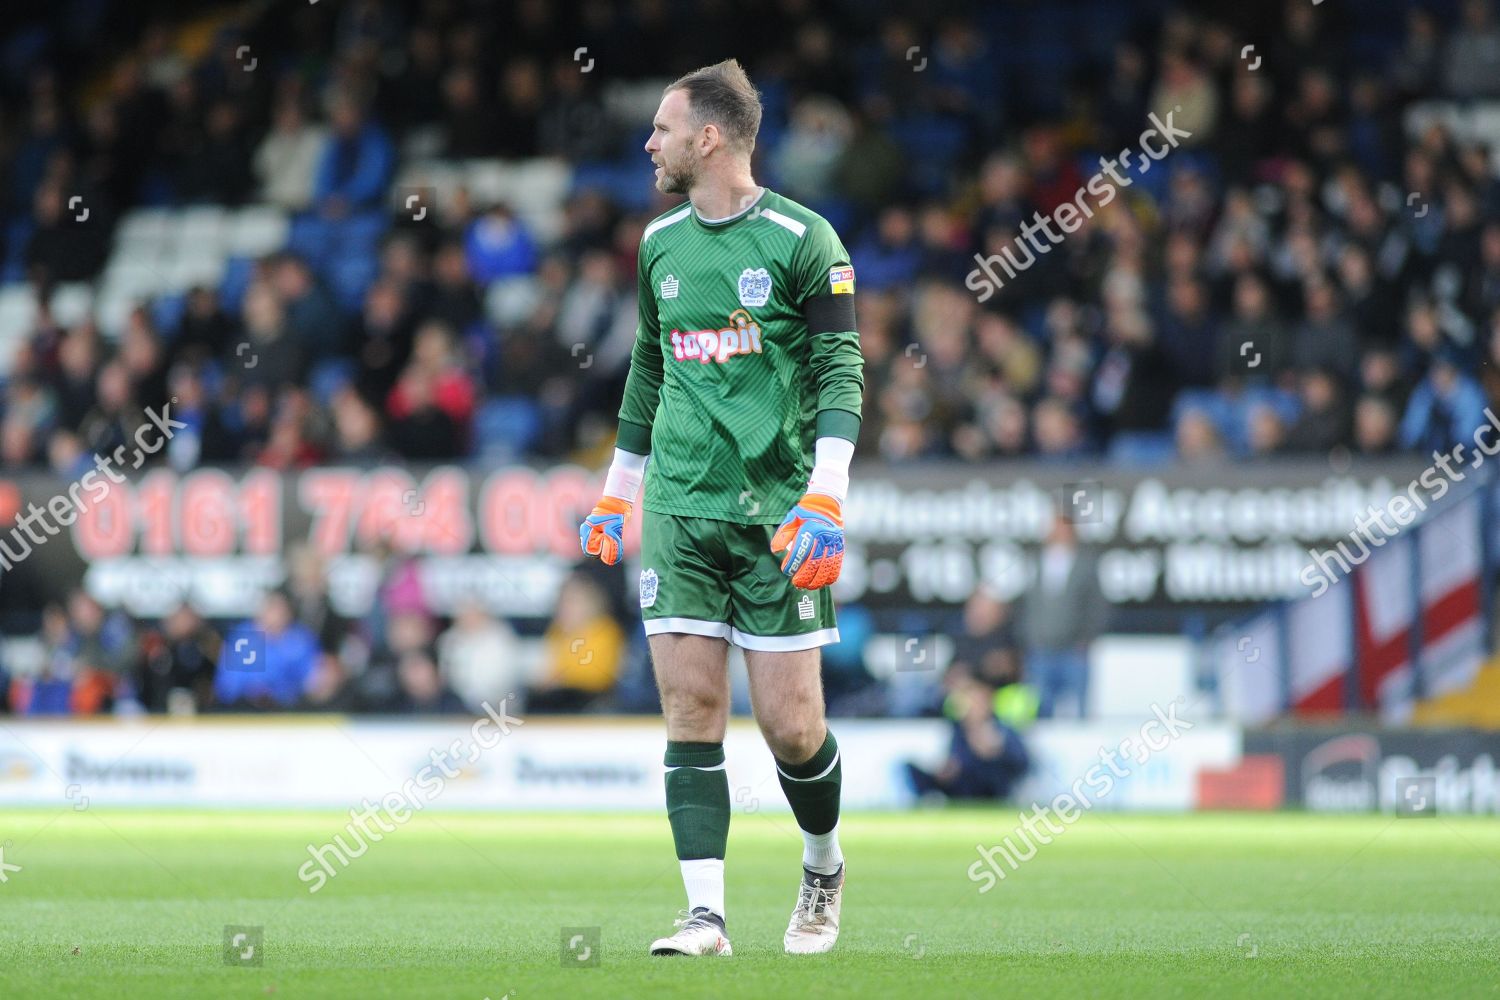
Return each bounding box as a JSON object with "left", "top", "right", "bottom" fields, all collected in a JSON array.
[{"left": 692, "top": 187, "right": 768, "bottom": 229}]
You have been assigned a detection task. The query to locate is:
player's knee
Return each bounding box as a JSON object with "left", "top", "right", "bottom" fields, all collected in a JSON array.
[
  {"left": 762, "top": 718, "right": 823, "bottom": 765},
  {"left": 663, "top": 686, "right": 727, "bottom": 738}
]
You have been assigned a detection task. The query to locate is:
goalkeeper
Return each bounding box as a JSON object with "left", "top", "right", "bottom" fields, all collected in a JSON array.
[{"left": 578, "top": 59, "right": 863, "bottom": 958}]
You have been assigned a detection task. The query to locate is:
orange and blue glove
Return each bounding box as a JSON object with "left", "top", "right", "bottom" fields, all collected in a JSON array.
[
  {"left": 770, "top": 492, "right": 844, "bottom": 590},
  {"left": 579, "top": 496, "right": 632, "bottom": 566}
]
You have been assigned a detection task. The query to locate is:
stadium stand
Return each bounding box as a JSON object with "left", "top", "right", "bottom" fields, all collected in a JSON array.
[{"left": 0, "top": 0, "right": 1498, "bottom": 718}]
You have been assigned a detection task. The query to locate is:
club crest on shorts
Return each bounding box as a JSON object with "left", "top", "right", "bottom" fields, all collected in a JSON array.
[
  {"left": 798, "top": 593, "right": 815, "bottom": 620},
  {"left": 738, "top": 267, "right": 772, "bottom": 308},
  {"left": 640, "top": 568, "right": 659, "bottom": 608}
]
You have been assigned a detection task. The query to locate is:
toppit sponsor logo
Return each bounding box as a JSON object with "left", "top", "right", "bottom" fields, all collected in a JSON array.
[{"left": 670, "top": 310, "right": 764, "bottom": 365}]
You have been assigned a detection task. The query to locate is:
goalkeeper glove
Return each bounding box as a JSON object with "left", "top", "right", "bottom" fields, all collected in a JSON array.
[
  {"left": 770, "top": 492, "right": 844, "bottom": 590},
  {"left": 579, "top": 496, "right": 632, "bottom": 566}
]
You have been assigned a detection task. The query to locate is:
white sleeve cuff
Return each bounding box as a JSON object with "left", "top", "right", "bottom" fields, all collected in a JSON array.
[
  {"left": 603, "top": 448, "right": 648, "bottom": 503},
  {"left": 805, "top": 437, "right": 855, "bottom": 503}
]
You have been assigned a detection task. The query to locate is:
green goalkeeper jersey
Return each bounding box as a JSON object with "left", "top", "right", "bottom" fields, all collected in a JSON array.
[{"left": 616, "top": 188, "right": 864, "bottom": 525}]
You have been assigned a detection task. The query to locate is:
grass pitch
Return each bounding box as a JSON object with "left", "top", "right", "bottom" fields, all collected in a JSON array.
[{"left": 0, "top": 808, "right": 1495, "bottom": 998}]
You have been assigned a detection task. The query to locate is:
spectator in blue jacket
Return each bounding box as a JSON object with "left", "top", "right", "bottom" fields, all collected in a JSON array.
[
  {"left": 1400, "top": 345, "right": 1488, "bottom": 455},
  {"left": 215, "top": 589, "right": 320, "bottom": 709},
  {"left": 464, "top": 203, "right": 538, "bottom": 283},
  {"left": 312, "top": 92, "right": 395, "bottom": 218}
]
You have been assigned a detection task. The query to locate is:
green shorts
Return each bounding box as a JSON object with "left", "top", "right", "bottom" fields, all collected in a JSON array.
[{"left": 637, "top": 509, "right": 838, "bottom": 651}]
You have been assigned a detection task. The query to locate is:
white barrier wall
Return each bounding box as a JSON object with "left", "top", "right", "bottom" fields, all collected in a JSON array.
[{"left": 0, "top": 717, "right": 1239, "bottom": 812}]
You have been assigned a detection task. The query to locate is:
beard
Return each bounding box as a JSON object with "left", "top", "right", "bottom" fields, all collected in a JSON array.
[{"left": 655, "top": 149, "right": 696, "bottom": 194}]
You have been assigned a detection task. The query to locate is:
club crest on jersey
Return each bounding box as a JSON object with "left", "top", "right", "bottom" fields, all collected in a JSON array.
[
  {"left": 670, "top": 309, "right": 764, "bottom": 365},
  {"left": 640, "top": 568, "right": 659, "bottom": 608},
  {"left": 738, "top": 267, "right": 772, "bottom": 308}
]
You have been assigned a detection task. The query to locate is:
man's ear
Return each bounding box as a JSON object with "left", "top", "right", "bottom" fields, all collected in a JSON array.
[{"left": 698, "top": 123, "right": 720, "bottom": 158}]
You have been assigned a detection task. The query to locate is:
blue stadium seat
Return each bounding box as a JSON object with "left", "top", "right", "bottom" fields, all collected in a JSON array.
[
  {"left": 757, "top": 79, "right": 791, "bottom": 131},
  {"left": 287, "top": 213, "right": 333, "bottom": 263},
  {"left": 1229, "top": 388, "right": 1303, "bottom": 453},
  {"left": 1126, "top": 150, "right": 1172, "bottom": 203},
  {"left": 1108, "top": 431, "right": 1177, "bottom": 468},
  {"left": 474, "top": 396, "right": 542, "bottom": 460},
  {"left": 218, "top": 256, "right": 256, "bottom": 314},
  {"left": 571, "top": 162, "right": 654, "bottom": 213},
  {"left": 0, "top": 218, "right": 35, "bottom": 284},
  {"left": 25, "top": 679, "right": 72, "bottom": 715},
  {"left": 1172, "top": 388, "right": 1230, "bottom": 421},
  {"left": 1018, "top": 304, "right": 1051, "bottom": 342},
  {"left": 200, "top": 361, "right": 226, "bottom": 396},
  {"left": 806, "top": 198, "right": 854, "bottom": 237},
  {"left": 1175, "top": 387, "right": 1303, "bottom": 455},
  {"left": 335, "top": 211, "right": 390, "bottom": 256},
  {"left": 890, "top": 117, "right": 968, "bottom": 196},
  {"left": 329, "top": 255, "right": 380, "bottom": 311},
  {"left": 1172, "top": 388, "right": 1234, "bottom": 442},
  {"left": 1075, "top": 3, "right": 1136, "bottom": 61},
  {"left": 135, "top": 171, "right": 176, "bottom": 207},
  {"left": 151, "top": 292, "right": 187, "bottom": 335},
  {"left": 1241, "top": 387, "right": 1302, "bottom": 425},
  {"left": 309, "top": 357, "right": 356, "bottom": 407}
]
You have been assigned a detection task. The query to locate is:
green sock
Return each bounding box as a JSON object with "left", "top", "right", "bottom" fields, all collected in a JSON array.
[
  {"left": 775, "top": 730, "right": 842, "bottom": 842},
  {"left": 664, "top": 741, "right": 730, "bottom": 861}
]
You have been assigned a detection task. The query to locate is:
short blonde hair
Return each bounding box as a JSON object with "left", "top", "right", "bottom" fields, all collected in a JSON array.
[{"left": 665, "top": 58, "right": 763, "bottom": 154}]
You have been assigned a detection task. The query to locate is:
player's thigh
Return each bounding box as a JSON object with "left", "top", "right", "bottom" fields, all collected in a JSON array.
[
  {"left": 648, "top": 632, "right": 731, "bottom": 741},
  {"left": 639, "top": 509, "right": 735, "bottom": 740},
  {"left": 744, "top": 646, "right": 827, "bottom": 763}
]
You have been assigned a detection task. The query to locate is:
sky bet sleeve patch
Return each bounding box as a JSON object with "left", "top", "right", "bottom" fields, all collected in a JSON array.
[{"left": 828, "top": 265, "right": 855, "bottom": 295}]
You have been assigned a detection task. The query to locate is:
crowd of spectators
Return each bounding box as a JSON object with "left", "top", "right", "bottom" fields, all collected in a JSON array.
[
  {"left": 0, "top": 0, "right": 1496, "bottom": 474},
  {"left": 0, "top": 543, "right": 630, "bottom": 716},
  {"left": 1, "top": 1, "right": 1499, "bottom": 717},
  {"left": 0, "top": 524, "right": 1108, "bottom": 721}
]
